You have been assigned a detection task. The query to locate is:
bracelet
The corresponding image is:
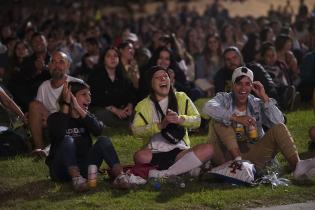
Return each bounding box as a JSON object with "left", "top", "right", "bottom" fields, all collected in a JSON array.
[{"left": 63, "top": 101, "right": 71, "bottom": 106}]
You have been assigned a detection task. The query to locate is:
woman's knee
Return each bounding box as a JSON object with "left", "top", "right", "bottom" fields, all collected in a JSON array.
[
  {"left": 133, "top": 149, "right": 152, "bottom": 164},
  {"left": 60, "top": 136, "right": 75, "bottom": 147},
  {"left": 29, "top": 100, "right": 46, "bottom": 113},
  {"left": 269, "top": 123, "right": 287, "bottom": 133},
  {"left": 193, "top": 143, "right": 214, "bottom": 162},
  {"left": 95, "top": 136, "right": 113, "bottom": 148}
]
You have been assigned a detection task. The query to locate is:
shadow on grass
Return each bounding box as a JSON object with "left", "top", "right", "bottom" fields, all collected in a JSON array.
[
  {"left": 0, "top": 178, "right": 109, "bottom": 205},
  {"left": 0, "top": 179, "right": 53, "bottom": 203},
  {"left": 152, "top": 177, "right": 243, "bottom": 203}
]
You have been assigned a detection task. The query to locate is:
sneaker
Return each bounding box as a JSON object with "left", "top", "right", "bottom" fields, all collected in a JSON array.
[
  {"left": 31, "top": 149, "right": 48, "bottom": 158},
  {"left": 128, "top": 174, "right": 147, "bottom": 185},
  {"left": 293, "top": 158, "right": 315, "bottom": 180},
  {"left": 148, "top": 169, "right": 169, "bottom": 179},
  {"left": 113, "top": 173, "right": 131, "bottom": 189},
  {"left": 42, "top": 145, "right": 50, "bottom": 156},
  {"left": 72, "top": 176, "right": 88, "bottom": 192}
]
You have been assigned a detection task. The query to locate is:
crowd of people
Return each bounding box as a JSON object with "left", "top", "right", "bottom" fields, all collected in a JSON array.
[{"left": 1, "top": 0, "right": 315, "bottom": 191}]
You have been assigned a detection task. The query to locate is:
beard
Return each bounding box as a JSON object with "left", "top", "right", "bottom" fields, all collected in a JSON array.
[{"left": 50, "top": 69, "right": 65, "bottom": 80}]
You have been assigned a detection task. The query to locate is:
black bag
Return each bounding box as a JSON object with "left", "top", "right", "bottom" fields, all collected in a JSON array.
[
  {"left": 161, "top": 123, "right": 185, "bottom": 144},
  {"left": 0, "top": 129, "right": 29, "bottom": 157},
  {"left": 153, "top": 98, "right": 188, "bottom": 145}
]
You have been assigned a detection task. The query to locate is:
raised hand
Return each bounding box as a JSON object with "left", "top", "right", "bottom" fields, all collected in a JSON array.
[
  {"left": 70, "top": 93, "right": 87, "bottom": 118},
  {"left": 62, "top": 81, "right": 71, "bottom": 104},
  {"left": 252, "top": 81, "right": 269, "bottom": 102}
]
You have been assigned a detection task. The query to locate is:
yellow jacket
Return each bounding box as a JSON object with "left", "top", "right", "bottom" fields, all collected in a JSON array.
[{"left": 131, "top": 92, "right": 200, "bottom": 147}]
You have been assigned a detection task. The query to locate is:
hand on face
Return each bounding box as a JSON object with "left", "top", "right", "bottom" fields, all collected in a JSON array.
[
  {"left": 252, "top": 81, "right": 269, "bottom": 102},
  {"left": 70, "top": 93, "right": 81, "bottom": 111}
]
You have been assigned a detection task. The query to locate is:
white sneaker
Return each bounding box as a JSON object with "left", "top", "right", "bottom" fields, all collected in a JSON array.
[
  {"left": 148, "top": 169, "right": 169, "bottom": 178},
  {"left": 43, "top": 144, "right": 50, "bottom": 156},
  {"left": 293, "top": 158, "right": 315, "bottom": 180},
  {"left": 72, "top": 176, "right": 88, "bottom": 192},
  {"left": 128, "top": 174, "right": 147, "bottom": 185},
  {"left": 113, "top": 173, "right": 131, "bottom": 189}
]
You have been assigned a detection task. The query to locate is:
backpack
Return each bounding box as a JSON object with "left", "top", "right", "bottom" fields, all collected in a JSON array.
[{"left": 0, "top": 128, "right": 29, "bottom": 157}]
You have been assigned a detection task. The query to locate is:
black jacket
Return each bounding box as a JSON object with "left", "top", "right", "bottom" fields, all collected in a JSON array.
[
  {"left": 46, "top": 112, "right": 103, "bottom": 165},
  {"left": 87, "top": 67, "right": 136, "bottom": 108}
]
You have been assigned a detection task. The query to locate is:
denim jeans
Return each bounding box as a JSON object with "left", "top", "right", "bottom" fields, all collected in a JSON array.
[{"left": 49, "top": 136, "right": 120, "bottom": 181}]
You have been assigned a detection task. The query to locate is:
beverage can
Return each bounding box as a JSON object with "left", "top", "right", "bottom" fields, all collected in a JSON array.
[
  {"left": 248, "top": 127, "right": 258, "bottom": 139},
  {"left": 235, "top": 124, "right": 245, "bottom": 141},
  {"left": 88, "top": 165, "right": 98, "bottom": 188}
]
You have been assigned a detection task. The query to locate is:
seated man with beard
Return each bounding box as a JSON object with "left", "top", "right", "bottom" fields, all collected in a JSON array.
[{"left": 28, "top": 50, "right": 82, "bottom": 157}]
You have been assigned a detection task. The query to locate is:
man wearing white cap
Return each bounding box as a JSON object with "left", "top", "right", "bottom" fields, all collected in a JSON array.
[
  {"left": 203, "top": 66, "right": 315, "bottom": 180},
  {"left": 214, "top": 46, "right": 279, "bottom": 103}
]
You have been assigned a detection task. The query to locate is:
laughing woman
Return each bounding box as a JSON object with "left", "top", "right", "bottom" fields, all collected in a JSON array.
[{"left": 132, "top": 65, "right": 213, "bottom": 178}]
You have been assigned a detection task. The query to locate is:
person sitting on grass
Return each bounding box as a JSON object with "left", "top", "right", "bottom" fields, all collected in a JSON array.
[
  {"left": 203, "top": 66, "right": 315, "bottom": 180},
  {"left": 131, "top": 65, "right": 213, "bottom": 179},
  {"left": 28, "top": 50, "right": 82, "bottom": 157},
  {"left": 46, "top": 81, "right": 130, "bottom": 192}
]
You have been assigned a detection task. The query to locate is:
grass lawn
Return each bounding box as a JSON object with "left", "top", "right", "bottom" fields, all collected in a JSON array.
[{"left": 1, "top": 108, "right": 315, "bottom": 210}]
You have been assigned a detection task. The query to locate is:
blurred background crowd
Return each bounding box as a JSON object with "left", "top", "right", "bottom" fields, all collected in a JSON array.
[{"left": 0, "top": 0, "right": 315, "bottom": 116}]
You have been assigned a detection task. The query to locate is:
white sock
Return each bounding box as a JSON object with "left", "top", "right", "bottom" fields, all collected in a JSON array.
[
  {"left": 294, "top": 158, "right": 315, "bottom": 179},
  {"left": 166, "top": 151, "right": 203, "bottom": 176}
]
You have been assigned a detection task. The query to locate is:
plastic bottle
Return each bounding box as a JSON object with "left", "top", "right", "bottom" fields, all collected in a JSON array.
[{"left": 148, "top": 177, "right": 161, "bottom": 190}]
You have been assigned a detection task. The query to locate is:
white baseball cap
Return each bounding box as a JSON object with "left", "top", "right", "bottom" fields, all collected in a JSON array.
[
  {"left": 123, "top": 33, "right": 138, "bottom": 42},
  {"left": 232, "top": 67, "right": 254, "bottom": 84}
]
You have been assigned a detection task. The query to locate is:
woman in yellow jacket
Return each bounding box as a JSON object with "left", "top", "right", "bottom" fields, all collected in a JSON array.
[{"left": 131, "top": 65, "right": 213, "bottom": 178}]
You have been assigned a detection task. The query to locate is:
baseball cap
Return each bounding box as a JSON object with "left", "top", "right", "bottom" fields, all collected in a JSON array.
[
  {"left": 232, "top": 67, "right": 254, "bottom": 84},
  {"left": 123, "top": 33, "right": 138, "bottom": 42}
]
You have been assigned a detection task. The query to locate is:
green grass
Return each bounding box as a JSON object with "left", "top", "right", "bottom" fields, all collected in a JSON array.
[{"left": 1, "top": 109, "right": 315, "bottom": 210}]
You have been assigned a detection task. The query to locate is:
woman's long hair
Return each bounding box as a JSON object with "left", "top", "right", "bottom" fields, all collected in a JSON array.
[{"left": 96, "top": 46, "right": 124, "bottom": 77}]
